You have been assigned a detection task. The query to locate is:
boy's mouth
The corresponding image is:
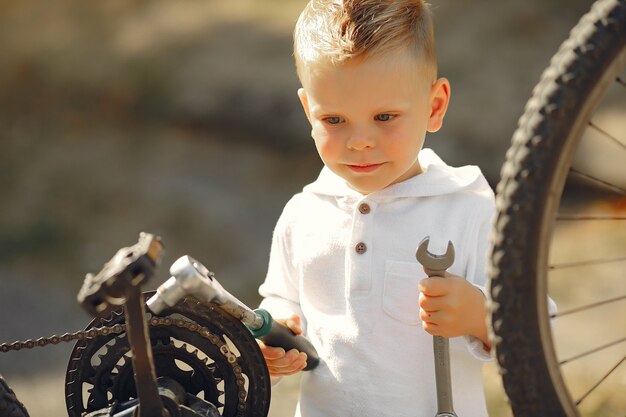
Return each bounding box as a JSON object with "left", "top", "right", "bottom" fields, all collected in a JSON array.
[{"left": 346, "top": 163, "right": 383, "bottom": 173}]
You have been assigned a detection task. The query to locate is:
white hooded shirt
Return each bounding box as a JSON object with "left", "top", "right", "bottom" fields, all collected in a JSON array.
[{"left": 259, "top": 149, "right": 495, "bottom": 417}]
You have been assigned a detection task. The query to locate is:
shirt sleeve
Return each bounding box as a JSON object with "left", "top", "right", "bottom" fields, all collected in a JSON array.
[
  {"left": 461, "top": 191, "right": 496, "bottom": 361},
  {"left": 258, "top": 200, "right": 305, "bottom": 328},
  {"left": 460, "top": 187, "right": 558, "bottom": 361}
]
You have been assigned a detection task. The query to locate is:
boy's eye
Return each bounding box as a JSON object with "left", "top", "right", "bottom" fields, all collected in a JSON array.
[
  {"left": 324, "top": 116, "right": 343, "bottom": 125},
  {"left": 375, "top": 114, "right": 394, "bottom": 122}
]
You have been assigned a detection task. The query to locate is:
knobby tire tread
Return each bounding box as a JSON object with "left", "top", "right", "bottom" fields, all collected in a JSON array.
[
  {"left": 0, "top": 375, "right": 30, "bottom": 417},
  {"left": 488, "top": 0, "right": 626, "bottom": 416}
]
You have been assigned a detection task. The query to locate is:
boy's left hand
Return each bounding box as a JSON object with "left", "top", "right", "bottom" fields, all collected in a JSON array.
[{"left": 418, "top": 272, "right": 490, "bottom": 349}]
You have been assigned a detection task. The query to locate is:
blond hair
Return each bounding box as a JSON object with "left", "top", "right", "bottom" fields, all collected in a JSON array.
[{"left": 294, "top": 0, "right": 436, "bottom": 79}]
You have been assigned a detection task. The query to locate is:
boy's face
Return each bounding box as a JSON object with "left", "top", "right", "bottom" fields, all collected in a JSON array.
[{"left": 297, "top": 48, "right": 450, "bottom": 194}]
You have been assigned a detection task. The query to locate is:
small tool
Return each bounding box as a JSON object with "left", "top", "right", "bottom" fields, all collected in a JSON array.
[
  {"left": 415, "top": 236, "right": 458, "bottom": 417},
  {"left": 147, "top": 255, "right": 320, "bottom": 370}
]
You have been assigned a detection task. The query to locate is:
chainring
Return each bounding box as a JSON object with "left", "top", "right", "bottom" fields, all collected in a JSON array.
[{"left": 65, "top": 292, "right": 270, "bottom": 417}]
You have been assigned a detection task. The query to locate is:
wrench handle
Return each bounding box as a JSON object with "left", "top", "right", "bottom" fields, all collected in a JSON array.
[
  {"left": 429, "top": 270, "right": 458, "bottom": 416},
  {"left": 250, "top": 309, "right": 320, "bottom": 371},
  {"left": 433, "top": 336, "right": 456, "bottom": 416}
]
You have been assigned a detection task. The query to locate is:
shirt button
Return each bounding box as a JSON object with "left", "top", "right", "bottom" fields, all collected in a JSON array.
[
  {"left": 355, "top": 242, "right": 367, "bottom": 254},
  {"left": 358, "top": 203, "right": 371, "bottom": 214}
]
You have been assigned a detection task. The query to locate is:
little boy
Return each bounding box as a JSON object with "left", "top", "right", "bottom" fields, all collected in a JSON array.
[{"left": 257, "top": 1, "right": 495, "bottom": 416}]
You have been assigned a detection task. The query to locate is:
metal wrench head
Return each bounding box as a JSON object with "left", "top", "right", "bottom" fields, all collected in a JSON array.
[
  {"left": 415, "top": 236, "right": 455, "bottom": 273},
  {"left": 147, "top": 256, "right": 265, "bottom": 329}
]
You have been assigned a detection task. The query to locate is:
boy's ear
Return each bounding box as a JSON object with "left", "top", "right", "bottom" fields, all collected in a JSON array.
[
  {"left": 297, "top": 88, "right": 312, "bottom": 124},
  {"left": 426, "top": 78, "right": 451, "bottom": 133}
]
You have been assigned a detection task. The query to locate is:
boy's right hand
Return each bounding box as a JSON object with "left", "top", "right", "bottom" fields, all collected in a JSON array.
[{"left": 257, "top": 315, "right": 308, "bottom": 376}]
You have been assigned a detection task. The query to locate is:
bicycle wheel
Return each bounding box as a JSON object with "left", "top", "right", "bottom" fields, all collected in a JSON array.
[
  {"left": 488, "top": 0, "right": 626, "bottom": 416},
  {"left": 0, "top": 374, "right": 30, "bottom": 417}
]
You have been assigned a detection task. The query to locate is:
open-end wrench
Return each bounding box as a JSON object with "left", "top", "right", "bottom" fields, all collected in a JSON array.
[{"left": 415, "top": 236, "right": 458, "bottom": 417}]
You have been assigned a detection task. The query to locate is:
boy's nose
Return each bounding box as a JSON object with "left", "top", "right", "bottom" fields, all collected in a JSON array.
[{"left": 346, "top": 129, "right": 375, "bottom": 150}]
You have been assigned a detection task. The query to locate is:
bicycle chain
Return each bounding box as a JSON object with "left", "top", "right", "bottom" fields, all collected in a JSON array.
[
  {"left": 0, "top": 317, "right": 248, "bottom": 415},
  {"left": 0, "top": 324, "right": 125, "bottom": 353}
]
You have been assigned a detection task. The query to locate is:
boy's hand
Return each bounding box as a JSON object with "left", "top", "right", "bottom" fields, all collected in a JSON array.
[
  {"left": 418, "top": 272, "right": 490, "bottom": 349},
  {"left": 257, "top": 315, "right": 308, "bottom": 376}
]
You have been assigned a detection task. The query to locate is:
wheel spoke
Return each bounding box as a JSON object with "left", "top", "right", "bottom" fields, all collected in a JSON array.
[
  {"left": 588, "top": 121, "right": 626, "bottom": 151},
  {"left": 574, "top": 355, "right": 626, "bottom": 406},
  {"left": 550, "top": 294, "right": 626, "bottom": 318},
  {"left": 559, "top": 336, "right": 626, "bottom": 365},
  {"left": 569, "top": 168, "right": 626, "bottom": 196},
  {"left": 549, "top": 256, "right": 626, "bottom": 270}
]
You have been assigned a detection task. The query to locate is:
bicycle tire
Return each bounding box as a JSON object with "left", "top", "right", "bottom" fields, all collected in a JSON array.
[
  {"left": 0, "top": 374, "right": 30, "bottom": 417},
  {"left": 488, "top": 0, "right": 626, "bottom": 416}
]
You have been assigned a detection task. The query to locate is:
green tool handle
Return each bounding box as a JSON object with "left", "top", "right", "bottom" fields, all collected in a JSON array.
[{"left": 248, "top": 309, "right": 320, "bottom": 371}]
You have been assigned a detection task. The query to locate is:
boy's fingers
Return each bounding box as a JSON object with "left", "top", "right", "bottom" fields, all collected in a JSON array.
[
  {"left": 267, "top": 366, "right": 304, "bottom": 376},
  {"left": 257, "top": 340, "right": 286, "bottom": 360},
  {"left": 420, "top": 307, "right": 444, "bottom": 323},
  {"left": 421, "top": 320, "right": 444, "bottom": 336},
  {"left": 419, "top": 277, "right": 447, "bottom": 296},
  {"left": 419, "top": 292, "right": 447, "bottom": 311},
  {"left": 263, "top": 346, "right": 303, "bottom": 366},
  {"left": 420, "top": 307, "right": 433, "bottom": 323},
  {"left": 420, "top": 275, "right": 463, "bottom": 295},
  {"left": 290, "top": 314, "right": 302, "bottom": 325},
  {"left": 282, "top": 314, "right": 302, "bottom": 334},
  {"left": 266, "top": 350, "right": 308, "bottom": 375},
  {"left": 286, "top": 318, "right": 302, "bottom": 334}
]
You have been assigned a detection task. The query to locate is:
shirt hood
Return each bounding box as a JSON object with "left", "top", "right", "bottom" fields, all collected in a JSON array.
[{"left": 302, "top": 148, "right": 486, "bottom": 199}]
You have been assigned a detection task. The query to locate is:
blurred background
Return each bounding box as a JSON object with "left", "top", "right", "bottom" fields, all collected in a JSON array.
[{"left": 0, "top": 0, "right": 603, "bottom": 416}]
